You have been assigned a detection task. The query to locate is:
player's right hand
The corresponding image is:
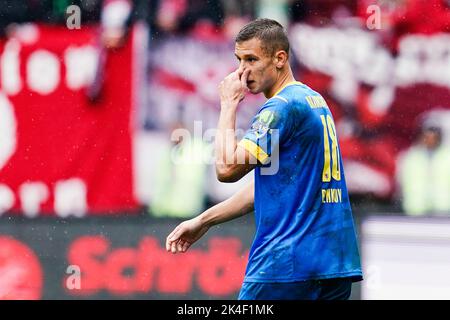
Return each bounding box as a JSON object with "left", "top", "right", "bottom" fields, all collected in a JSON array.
[
  {"left": 165, "top": 217, "right": 210, "bottom": 254},
  {"left": 219, "top": 68, "right": 250, "bottom": 105}
]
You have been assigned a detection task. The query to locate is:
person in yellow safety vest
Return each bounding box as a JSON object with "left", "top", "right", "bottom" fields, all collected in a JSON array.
[
  {"left": 150, "top": 122, "right": 212, "bottom": 218},
  {"left": 397, "top": 125, "right": 450, "bottom": 216}
]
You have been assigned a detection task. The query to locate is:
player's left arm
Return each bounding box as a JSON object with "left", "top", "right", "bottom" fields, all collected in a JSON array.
[{"left": 215, "top": 69, "right": 257, "bottom": 182}]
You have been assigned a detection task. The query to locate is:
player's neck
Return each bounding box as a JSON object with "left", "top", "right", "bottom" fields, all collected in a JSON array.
[{"left": 265, "top": 69, "right": 296, "bottom": 99}]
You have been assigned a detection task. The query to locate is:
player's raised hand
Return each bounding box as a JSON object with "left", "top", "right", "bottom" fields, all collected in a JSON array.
[
  {"left": 219, "top": 69, "right": 250, "bottom": 105},
  {"left": 165, "top": 217, "right": 210, "bottom": 254}
]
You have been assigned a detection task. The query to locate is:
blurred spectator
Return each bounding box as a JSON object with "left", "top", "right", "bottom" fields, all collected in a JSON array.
[
  {"left": 289, "top": 0, "right": 355, "bottom": 26},
  {"left": 150, "top": 120, "right": 211, "bottom": 218},
  {"left": 101, "top": 0, "right": 132, "bottom": 49},
  {"left": 153, "top": 0, "right": 224, "bottom": 39},
  {"left": 222, "top": 0, "right": 255, "bottom": 19},
  {"left": 87, "top": 0, "right": 151, "bottom": 101},
  {"left": 397, "top": 124, "right": 450, "bottom": 216},
  {"left": 221, "top": 0, "right": 255, "bottom": 40},
  {"left": 256, "top": 0, "right": 289, "bottom": 27}
]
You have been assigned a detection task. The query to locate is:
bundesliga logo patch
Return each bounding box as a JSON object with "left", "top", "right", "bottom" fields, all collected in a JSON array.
[{"left": 251, "top": 110, "right": 275, "bottom": 139}]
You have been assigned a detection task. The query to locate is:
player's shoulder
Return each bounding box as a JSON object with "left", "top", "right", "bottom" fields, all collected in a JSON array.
[
  {"left": 281, "top": 82, "right": 331, "bottom": 113},
  {"left": 274, "top": 81, "right": 320, "bottom": 106}
]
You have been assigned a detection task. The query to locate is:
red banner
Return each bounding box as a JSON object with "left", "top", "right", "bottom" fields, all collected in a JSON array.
[{"left": 0, "top": 25, "right": 138, "bottom": 216}]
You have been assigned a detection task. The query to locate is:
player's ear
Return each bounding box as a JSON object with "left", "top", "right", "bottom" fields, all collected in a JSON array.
[{"left": 274, "top": 50, "right": 288, "bottom": 69}]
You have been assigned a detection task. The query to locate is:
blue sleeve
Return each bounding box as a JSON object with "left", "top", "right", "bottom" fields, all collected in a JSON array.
[{"left": 238, "top": 96, "right": 293, "bottom": 165}]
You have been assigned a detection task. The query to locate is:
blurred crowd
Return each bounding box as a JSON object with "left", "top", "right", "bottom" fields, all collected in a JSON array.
[
  {"left": 1, "top": 0, "right": 449, "bottom": 39},
  {"left": 1, "top": 0, "right": 450, "bottom": 218}
]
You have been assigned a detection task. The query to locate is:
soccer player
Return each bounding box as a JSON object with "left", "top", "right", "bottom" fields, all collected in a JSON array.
[{"left": 166, "top": 18, "right": 363, "bottom": 300}]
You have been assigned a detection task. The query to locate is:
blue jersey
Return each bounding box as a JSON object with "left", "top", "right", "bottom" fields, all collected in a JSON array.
[{"left": 238, "top": 81, "right": 363, "bottom": 283}]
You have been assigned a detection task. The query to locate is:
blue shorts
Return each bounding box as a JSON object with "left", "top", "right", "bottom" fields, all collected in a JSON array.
[{"left": 238, "top": 278, "right": 352, "bottom": 300}]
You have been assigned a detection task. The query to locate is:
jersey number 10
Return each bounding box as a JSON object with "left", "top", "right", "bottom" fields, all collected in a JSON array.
[{"left": 320, "top": 115, "right": 341, "bottom": 182}]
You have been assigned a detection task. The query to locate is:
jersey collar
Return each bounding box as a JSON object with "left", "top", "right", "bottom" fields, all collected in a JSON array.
[{"left": 272, "top": 81, "right": 304, "bottom": 97}]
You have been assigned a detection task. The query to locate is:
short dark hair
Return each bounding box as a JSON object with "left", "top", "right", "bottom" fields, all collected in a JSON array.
[{"left": 235, "top": 18, "right": 290, "bottom": 57}]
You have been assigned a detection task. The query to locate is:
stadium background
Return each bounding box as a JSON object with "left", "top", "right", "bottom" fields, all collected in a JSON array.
[{"left": 1, "top": 0, "right": 450, "bottom": 299}]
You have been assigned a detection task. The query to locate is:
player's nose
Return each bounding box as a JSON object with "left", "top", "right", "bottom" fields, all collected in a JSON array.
[
  {"left": 237, "top": 64, "right": 247, "bottom": 77},
  {"left": 238, "top": 59, "right": 247, "bottom": 72}
]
